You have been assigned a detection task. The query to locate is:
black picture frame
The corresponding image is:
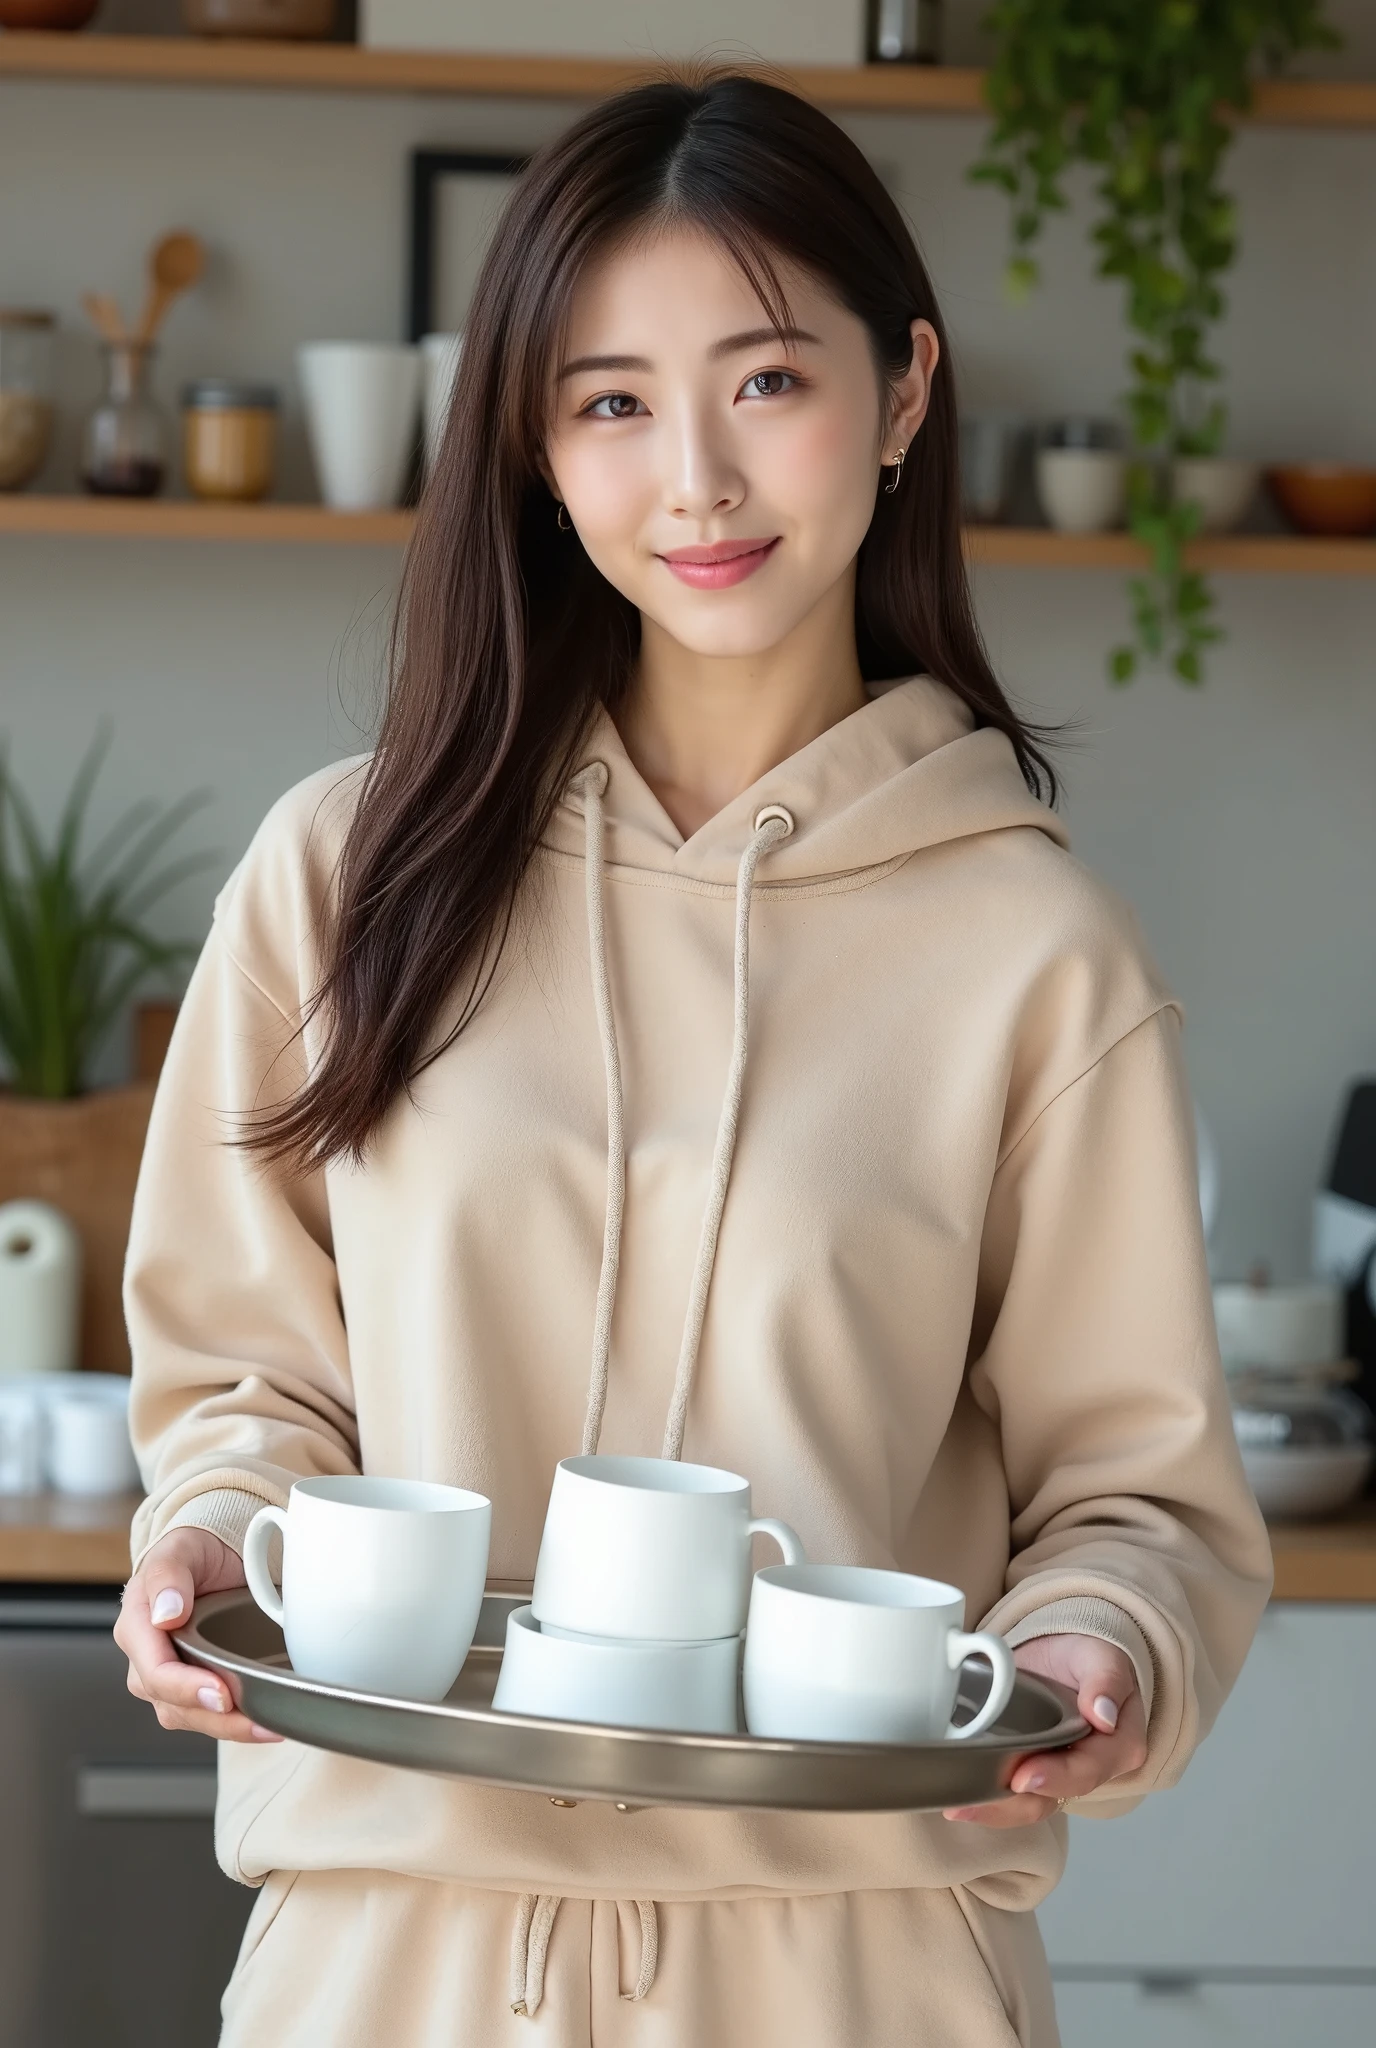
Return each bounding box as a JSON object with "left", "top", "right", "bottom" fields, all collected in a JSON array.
[{"left": 407, "top": 149, "right": 530, "bottom": 344}]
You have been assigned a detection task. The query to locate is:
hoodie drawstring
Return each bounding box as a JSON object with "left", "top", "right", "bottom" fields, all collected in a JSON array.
[{"left": 510, "top": 764, "right": 794, "bottom": 2016}]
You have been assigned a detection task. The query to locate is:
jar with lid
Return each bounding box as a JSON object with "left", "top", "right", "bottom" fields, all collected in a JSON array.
[
  {"left": 183, "top": 379, "right": 279, "bottom": 502},
  {"left": 0, "top": 310, "right": 56, "bottom": 493},
  {"left": 82, "top": 342, "right": 169, "bottom": 497}
]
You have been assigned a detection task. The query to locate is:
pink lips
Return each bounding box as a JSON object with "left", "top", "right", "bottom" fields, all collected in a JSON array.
[{"left": 658, "top": 537, "right": 780, "bottom": 589}]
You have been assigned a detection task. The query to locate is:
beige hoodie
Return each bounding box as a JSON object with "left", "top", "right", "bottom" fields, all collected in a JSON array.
[{"left": 126, "top": 675, "right": 1270, "bottom": 1913}]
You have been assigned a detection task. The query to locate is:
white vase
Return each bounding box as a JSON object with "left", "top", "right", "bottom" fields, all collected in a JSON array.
[
  {"left": 1036, "top": 448, "right": 1128, "bottom": 534},
  {"left": 297, "top": 342, "right": 421, "bottom": 512}
]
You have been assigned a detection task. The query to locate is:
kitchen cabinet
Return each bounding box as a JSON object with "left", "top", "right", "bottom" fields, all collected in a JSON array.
[{"left": 1041, "top": 1606, "right": 1376, "bottom": 2044}]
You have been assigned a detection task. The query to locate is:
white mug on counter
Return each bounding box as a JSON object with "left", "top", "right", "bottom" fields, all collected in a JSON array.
[
  {"left": 492, "top": 1607, "right": 740, "bottom": 1733},
  {"left": 48, "top": 1385, "right": 139, "bottom": 1495},
  {"left": 743, "top": 1565, "right": 1016, "bottom": 1745},
  {"left": 296, "top": 342, "right": 421, "bottom": 511},
  {"left": 531, "top": 1454, "right": 804, "bottom": 1642},
  {"left": 243, "top": 1476, "right": 491, "bottom": 1701}
]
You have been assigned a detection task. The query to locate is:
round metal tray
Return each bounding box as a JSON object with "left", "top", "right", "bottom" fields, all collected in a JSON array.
[{"left": 176, "top": 1590, "right": 1086, "bottom": 1813}]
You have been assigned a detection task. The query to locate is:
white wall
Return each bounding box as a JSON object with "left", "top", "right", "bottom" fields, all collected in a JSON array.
[{"left": 1, "top": 12, "right": 1374, "bottom": 1283}]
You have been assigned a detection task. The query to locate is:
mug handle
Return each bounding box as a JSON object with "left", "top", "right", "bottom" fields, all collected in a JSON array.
[
  {"left": 242, "top": 1504, "right": 289, "bottom": 1627},
  {"left": 945, "top": 1630, "right": 1017, "bottom": 1741},
  {"left": 748, "top": 1517, "right": 806, "bottom": 1566}
]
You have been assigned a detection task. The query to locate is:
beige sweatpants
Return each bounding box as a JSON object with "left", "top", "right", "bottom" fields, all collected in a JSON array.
[{"left": 219, "top": 1869, "right": 1059, "bottom": 2047}]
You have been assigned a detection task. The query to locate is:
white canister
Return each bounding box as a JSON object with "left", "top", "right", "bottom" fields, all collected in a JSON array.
[
  {"left": 297, "top": 342, "right": 421, "bottom": 512},
  {"left": 420, "top": 332, "right": 462, "bottom": 476},
  {"left": 0, "top": 1200, "right": 82, "bottom": 1377},
  {"left": 47, "top": 1382, "right": 139, "bottom": 1496}
]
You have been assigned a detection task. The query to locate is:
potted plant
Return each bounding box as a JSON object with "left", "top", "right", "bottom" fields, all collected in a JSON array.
[
  {"left": 973, "top": 0, "right": 1338, "bottom": 682},
  {"left": 0, "top": 734, "right": 213, "bottom": 1370}
]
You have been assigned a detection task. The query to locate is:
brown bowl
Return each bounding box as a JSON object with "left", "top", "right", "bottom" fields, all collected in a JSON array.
[{"left": 1266, "top": 465, "right": 1376, "bottom": 537}]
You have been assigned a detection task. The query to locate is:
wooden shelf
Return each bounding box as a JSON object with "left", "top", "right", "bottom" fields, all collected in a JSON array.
[
  {"left": 0, "top": 495, "right": 411, "bottom": 544},
  {"left": 0, "top": 1490, "right": 137, "bottom": 1584},
  {"left": 4, "top": 498, "right": 1375, "bottom": 571},
  {"left": 1269, "top": 1500, "right": 1376, "bottom": 1603},
  {"left": 1, "top": 35, "right": 1374, "bottom": 123}
]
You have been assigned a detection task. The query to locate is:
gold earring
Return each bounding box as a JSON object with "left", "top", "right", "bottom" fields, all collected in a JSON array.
[
  {"left": 556, "top": 502, "right": 572, "bottom": 531},
  {"left": 884, "top": 447, "right": 906, "bottom": 495}
]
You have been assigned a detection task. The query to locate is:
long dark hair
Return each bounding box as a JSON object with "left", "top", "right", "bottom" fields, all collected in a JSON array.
[{"left": 252, "top": 71, "right": 1055, "bottom": 1170}]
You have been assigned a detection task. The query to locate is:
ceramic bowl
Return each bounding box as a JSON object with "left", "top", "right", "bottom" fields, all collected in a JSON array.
[
  {"left": 1036, "top": 448, "right": 1128, "bottom": 534},
  {"left": 1266, "top": 465, "right": 1376, "bottom": 536},
  {"left": 1172, "top": 457, "right": 1260, "bottom": 534},
  {"left": 491, "top": 1606, "right": 741, "bottom": 1733}
]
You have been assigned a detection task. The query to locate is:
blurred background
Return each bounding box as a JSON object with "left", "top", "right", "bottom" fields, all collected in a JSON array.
[{"left": 1, "top": 3, "right": 1374, "bottom": 2043}]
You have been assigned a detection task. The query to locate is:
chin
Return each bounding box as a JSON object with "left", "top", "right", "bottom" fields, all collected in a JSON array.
[{"left": 645, "top": 602, "right": 813, "bottom": 661}]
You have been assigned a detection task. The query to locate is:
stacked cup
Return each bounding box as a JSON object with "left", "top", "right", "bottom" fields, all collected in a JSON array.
[{"left": 492, "top": 1455, "right": 804, "bottom": 1734}]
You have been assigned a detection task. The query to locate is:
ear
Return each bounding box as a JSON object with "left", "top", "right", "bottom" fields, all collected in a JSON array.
[{"left": 883, "top": 318, "right": 940, "bottom": 463}]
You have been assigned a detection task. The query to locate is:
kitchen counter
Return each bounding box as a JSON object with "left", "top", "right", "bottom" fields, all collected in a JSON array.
[{"left": 1, "top": 1493, "right": 1375, "bottom": 1597}]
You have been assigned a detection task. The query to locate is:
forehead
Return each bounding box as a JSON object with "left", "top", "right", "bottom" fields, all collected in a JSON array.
[{"left": 560, "top": 224, "right": 843, "bottom": 358}]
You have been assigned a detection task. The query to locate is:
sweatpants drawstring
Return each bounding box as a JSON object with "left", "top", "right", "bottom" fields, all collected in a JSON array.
[
  {"left": 511, "top": 766, "right": 792, "bottom": 2015},
  {"left": 509, "top": 1894, "right": 660, "bottom": 2015}
]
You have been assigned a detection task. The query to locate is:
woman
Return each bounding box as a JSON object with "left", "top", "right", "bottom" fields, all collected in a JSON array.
[{"left": 116, "top": 72, "right": 1270, "bottom": 2048}]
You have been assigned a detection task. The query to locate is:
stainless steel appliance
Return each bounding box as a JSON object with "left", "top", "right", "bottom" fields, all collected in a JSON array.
[{"left": 0, "top": 1585, "right": 253, "bottom": 2048}]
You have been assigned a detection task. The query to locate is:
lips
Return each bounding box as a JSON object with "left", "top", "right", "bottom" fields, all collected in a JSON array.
[{"left": 658, "top": 537, "right": 780, "bottom": 589}]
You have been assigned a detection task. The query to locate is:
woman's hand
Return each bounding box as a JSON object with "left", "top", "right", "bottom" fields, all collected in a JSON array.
[
  {"left": 115, "top": 1527, "right": 282, "bottom": 1745},
  {"left": 944, "top": 1633, "right": 1147, "bottom": 1827}
]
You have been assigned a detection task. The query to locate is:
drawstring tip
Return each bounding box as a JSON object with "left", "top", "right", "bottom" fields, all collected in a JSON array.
[{"left": 511, "top": 2001, "right": 528, "bottom": 2018}]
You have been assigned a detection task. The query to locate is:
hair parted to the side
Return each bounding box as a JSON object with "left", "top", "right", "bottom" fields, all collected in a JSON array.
[{"left": 248, "top": 69, "right": 1057, "bottom": 1172}]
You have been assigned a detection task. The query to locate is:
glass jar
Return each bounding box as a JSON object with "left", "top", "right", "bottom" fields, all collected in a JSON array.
[
  {"left": 0, "top": 310, "right": 55, "bottom": 493},
  {"left": 182, "top": 379, "right": 279, "bottom": 502},
  {"left": 82, "top": 342, "right": 169, "bottom": 498}
]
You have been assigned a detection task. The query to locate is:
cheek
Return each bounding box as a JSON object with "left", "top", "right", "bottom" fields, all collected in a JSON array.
[
  {"left": 550, "top": 438, "right": 649, "bottom": 548},
  {"left": 759, "top": 405, "right": 879, "bottom": 537}
]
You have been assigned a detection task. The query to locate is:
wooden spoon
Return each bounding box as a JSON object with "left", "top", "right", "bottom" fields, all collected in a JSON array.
[
  {"left": 134, "top": 231, "right": 205, "bottom": 346},
  {"left": 82, "top": 290, "right": 128, "bottom": 345}
]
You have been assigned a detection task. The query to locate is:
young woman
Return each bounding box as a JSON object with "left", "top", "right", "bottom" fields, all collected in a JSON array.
[{"left": 115, "top": 72, "right": 1270, "bottom": 2048}]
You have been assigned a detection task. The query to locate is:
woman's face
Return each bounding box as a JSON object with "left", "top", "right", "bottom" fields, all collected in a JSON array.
[{"left": 544, "top": 227, "right": 938, "bottom": 661}]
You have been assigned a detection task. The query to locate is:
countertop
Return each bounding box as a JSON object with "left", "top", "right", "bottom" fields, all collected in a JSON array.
[{"left": 2, "top": 1493, "right": 1375, "bottom": 1599}]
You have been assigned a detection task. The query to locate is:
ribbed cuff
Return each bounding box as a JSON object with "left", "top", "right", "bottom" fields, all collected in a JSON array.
[
  {"left": 132, "top": 1486, "right": 271, "bottom": 1573},
  {"left": 1003, "top": 1594, "right": 1157, "bottom": 1724}
]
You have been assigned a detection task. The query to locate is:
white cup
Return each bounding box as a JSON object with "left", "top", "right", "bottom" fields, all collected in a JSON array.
[
  {"left": 296, "top": 342, "right": 421, "bottom": 511},
  {"left": 531, "top": 1454, "right": 804, "bottom": 1643},
  {"left": 743, "top": 1565, "right": 1017, "bottom": 1745},
  {"left": 419, "top": 331, "right": 462, "bottom": 475},
  {"left": 243, "top": 1476, "right": 491, "bottom": 1701},
  {"left": 1036, "top": 447, "right": 1128, "bottom": 533},
  {"left": 492, "top": 1606, "right": 740, "bottom": 1733},
  {"left": 48, "top": 1390, "right": 139, "bottom": 1495},
  {"left": 0, "top": 1383, "right": 44, "bottom": 1494}
]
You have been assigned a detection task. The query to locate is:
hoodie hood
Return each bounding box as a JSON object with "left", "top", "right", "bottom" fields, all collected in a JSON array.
[{"left": 544, "top": 675, "right": 1066, "bottom": 889}]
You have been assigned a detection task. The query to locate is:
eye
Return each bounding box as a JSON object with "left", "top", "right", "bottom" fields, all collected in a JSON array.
[
  {"left": 740, "top": 369, "right": 799, "bottom": 400},
  {"left": 582, "top": 392, "right": 647, "bottom": 420}
]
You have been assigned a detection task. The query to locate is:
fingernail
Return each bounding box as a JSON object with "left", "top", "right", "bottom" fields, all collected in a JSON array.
[
  {"left": 1094, "top": 1695, "right": 1120, "bottom": 1729},
  {"left": 197, "top": 1685, "right": 226, "bottom": 1713},
  {"left": 151, "top": 1589, "right": 184, "bottom": 1625},
  {"left": 1024, "top": 1772, "right": 1046, "bottom": 1792},
  {"left": 251, "top": 1725, "right": 283, "bottom": 1743}
]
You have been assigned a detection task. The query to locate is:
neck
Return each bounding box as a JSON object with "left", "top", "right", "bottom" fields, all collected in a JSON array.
[{"left": 616, "top": 571, "right": 867, "bottom": 839}]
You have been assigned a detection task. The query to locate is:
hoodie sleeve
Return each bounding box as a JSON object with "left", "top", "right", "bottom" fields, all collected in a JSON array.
[
  {"left": 969, "top": 1005, "right": 1272, "bottom": 1811},
  {"left": 125, "top": 785, "right": 364, "bottom": 1571}
]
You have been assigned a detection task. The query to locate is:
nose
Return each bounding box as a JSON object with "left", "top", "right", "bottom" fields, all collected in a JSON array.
[{"left": 662, "top": 399, "right": 744, "bottom": 522}]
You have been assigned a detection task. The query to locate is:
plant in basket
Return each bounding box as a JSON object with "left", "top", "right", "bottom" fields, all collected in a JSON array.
[{"left": 0, "top": 732, "right": 213, "bottom": 1368}]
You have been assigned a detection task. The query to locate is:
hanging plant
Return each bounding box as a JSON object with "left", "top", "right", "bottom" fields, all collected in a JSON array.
[{"left": 972, "top": 1, "right": 1338, "bottom": 683}]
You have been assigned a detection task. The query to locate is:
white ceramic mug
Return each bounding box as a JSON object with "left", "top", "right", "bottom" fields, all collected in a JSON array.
[
  {"left": 492, "top": 1606, "right": 740, "bottom": 1733},
  {"left": 296, "top": 342, "right": 421, "bottom": 511},
  {"left": 0, "top": 1383, "right": 44, "bottom": 1495},
  {"left": 531, "top": 1454, "right": 804, "bottom": 1642},
  {"left": 243, "top": 1476, "right": 491, "bottom": 1701},
  {"left": 743, "top": 1565, "right": 1017, "bottom": 1745}
]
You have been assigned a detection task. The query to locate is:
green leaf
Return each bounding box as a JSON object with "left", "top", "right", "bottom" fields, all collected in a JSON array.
[{"left": 1110, "top": 645, "right": 1138, "bottom": 684}]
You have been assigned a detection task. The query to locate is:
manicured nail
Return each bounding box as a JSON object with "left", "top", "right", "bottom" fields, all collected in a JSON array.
[
  {"left": 1023, "top": 1772, "right": 1047, "bottom": 1792},
  {"left": 151, "top": 1589, "right": 184, "bottom": 1624},
  {"left": 251, "top": 1725, "right": 283, "bottom": 1743},
  {"left": 197, "top": 1686, "right": 226, "bottom": 1713},
  {"left": 1093, "top": 1695, "right": 1120, "bottom": 1730}
]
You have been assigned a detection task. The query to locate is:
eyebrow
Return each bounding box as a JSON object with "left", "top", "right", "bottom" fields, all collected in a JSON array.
[{"left": 559, "top": 325, "right": 821, "bottom": 381}]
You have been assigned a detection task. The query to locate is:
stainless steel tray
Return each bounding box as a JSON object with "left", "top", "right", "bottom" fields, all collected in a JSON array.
[{"left": 176, "top": 1591, "right": 1086, "bottom": 1813}]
